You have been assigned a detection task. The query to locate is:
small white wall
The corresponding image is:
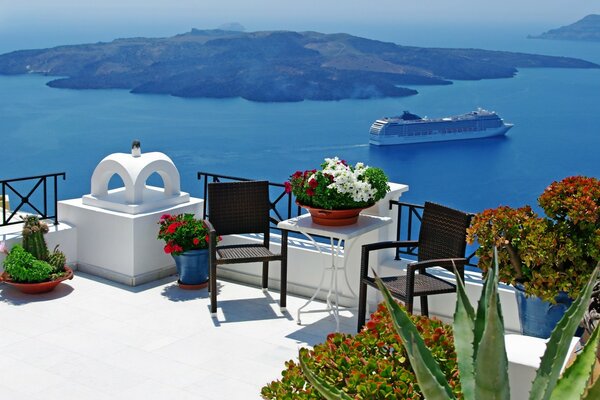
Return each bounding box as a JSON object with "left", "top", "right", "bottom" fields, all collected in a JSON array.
[{"left": 58, "top": 198, "right": 203, "bottom": 286}]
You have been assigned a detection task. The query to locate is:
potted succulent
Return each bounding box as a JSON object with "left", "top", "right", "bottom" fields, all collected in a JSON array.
[
  {"left": 285, "top": 156, "right": 390, "bottom": 226},
  {"left": 157, "top": 213, "right": 214, "bottom": 289},
  {"left": 467, "top": 175, "right": 600, "bottom": 337},
  {"left": 0, "top": 216, "right": 73, "bottom": 294}
]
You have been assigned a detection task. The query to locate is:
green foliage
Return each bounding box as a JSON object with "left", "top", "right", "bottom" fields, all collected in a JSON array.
[
  {"left": 47, "top": 245, "right": 66, "bottom": 273},
  {"left": 286, "top": 157, "right": 390, "bottom": 210},
  {"left": 157, "top": 213, "right": 214, "bottom": 256},
  {"left": 261, "top": 303, "right": 461, "bottom": 399},
  {"left": 21, "top": 215, "right": 50, "bottom": 261},
  {"left": 467, "top": 176, "right": 600, "bottom": 302},
  {"left": 300, "top": 254, "right": 600, "bottom": 400},
  {"left": 2, "top": 245, "right": 54, "bottom": 283}
]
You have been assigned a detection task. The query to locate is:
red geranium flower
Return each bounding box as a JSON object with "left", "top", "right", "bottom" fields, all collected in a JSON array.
[
  {"left": 306, "top": 188, "right": 315, "bottom": 196},
  {"left": 193, "top": 238, "right": 200, "bottom": 246},
  {"left": 308, "top": 178, "right": 318, "bottom": 189},
  {"left": 164, "top": 244, "right": 173, "bottom": 254},
  {"left": 205, "top": 234, "right": 210, "bottom": 243},
  {"left": 284, "top": 181, "right": 292, "bottom": 193},
  {"left": 167, "top": 222, "right": 179, "bottom": 234}
]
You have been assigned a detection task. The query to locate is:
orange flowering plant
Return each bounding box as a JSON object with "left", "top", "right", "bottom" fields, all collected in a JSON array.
[
  {"left": 467, "top": 176, "right": 600, "bottom": 302},
  {"left": 157, "top": 213, "right": 214, "bottom": 256}
]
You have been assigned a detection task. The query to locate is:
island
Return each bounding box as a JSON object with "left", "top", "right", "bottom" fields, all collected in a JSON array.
[
  {"left": 0, "top": 29, "right": 598, "bottom": 102},
  {"left": 529, "top": 14, "right": 600, "bottom": 42}
]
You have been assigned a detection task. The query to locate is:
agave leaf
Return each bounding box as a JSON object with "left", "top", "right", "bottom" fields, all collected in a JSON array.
[
  {"left": 550, "top": 324, "right": 600, "bottom": 400},
  {"left": 299, "top": 349, "right": 353, "bottom": 400},
  {"left": 529, "top": 265, "right": 600, "bottom": 400},
  {"left": 474, "top": 252, "right": 511, "bottom": 400},
  {"left": 581, "top": 372, "right": 600, "bottom": 400},
  {"left": 474, "top": 250, "right": 498, "bottom": 359},
  {"left": 375, "top": 274, "right": 456, "bottom": 400},
  {"left": 453, "top": 265, "right": 476, "bottom": 400}
]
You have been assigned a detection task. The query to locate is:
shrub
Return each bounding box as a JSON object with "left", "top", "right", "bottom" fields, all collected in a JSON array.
[
  {"left": 261, "top": 303, "right": 460, "bottom": 399},
  {"left": 3, "top": 245, "right": 54, "bottom": 283}
]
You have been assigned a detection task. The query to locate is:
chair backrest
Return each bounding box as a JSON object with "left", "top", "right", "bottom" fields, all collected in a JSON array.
[
  {"left": 207, "top": 180, "right": 271, "bottom": 236},
  {"left": 417, "top": 201, "right": 472, "bottom": 262}
]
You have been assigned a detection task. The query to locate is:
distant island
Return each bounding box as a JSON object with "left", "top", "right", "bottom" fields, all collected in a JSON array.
[
  {"left": 0, "top": 29, "right": 598, "bottom": 102},
  {"left": 529, "top": 14, "right": 600, "bottom": 42}
]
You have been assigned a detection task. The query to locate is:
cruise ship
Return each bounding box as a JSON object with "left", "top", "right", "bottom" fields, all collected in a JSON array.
[{"left": 369, "top": 108, "right": 513, "bottom": 146}]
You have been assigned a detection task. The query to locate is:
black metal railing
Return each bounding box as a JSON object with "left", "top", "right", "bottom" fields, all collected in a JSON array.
[
  {"left": 1, "top": 173, "right": 66, "bottom": 227},
  {"left": 197, "top": 171, "right": 302, "bottom": 232},
  {"left": 389, "top": 200, "right": 478, "bottom": 268}
]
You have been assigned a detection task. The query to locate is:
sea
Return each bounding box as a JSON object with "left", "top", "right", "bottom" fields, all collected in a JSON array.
[{"left": 1, "top": 23, "right": 599, "bottom": 214}]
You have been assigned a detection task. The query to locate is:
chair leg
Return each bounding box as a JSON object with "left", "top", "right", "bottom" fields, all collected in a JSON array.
[
  {"left": 210, "top": 263, "right": 217, "bottom": 315},
  {"left": 357, "top": 280, "right": 367, "bottom": 333},
  {"left": 262, "top": 261, "right": 269, "bottom": 291},
  {"left": 420, "top": 296, "right": 429, "bottom": 317},
  {"left": 280, "top": 259, "right": 287, "bottom": 310},
  {"left": 406, "top": 298, "right": 414, "bottom": 315}
]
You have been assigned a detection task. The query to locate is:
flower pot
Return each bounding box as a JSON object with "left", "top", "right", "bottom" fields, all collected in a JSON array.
[
  {"left": 514, "top": 284, "right": 572, "bottom": 338},
  {"left": 173, "top": 249, "right": 209, "bottom": 289},
  {"left": 0, "top": 266, "right": 74, "bottom": 294},
  {"left": 298, "top": 203, "right": 367, "bottom": 226}
]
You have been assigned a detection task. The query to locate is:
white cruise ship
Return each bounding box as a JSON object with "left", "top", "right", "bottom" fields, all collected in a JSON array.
[{"left": 369, "top": 108, "right": 513, "bottom": 146}]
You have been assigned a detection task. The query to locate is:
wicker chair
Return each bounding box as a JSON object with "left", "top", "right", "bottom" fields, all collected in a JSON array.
[
  {"left": 205, "top": 180, "right": 287, "bottom": 315},
  {"left": 357, "top": 201, "right": 472, "bottom": 332}
]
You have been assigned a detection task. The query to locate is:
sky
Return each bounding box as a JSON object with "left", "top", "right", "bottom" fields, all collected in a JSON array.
[{"left": 1, "top": 1, "right": 599, "bottom": 51}]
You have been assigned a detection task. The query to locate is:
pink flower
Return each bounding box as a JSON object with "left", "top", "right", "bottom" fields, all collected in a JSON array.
[
  {"left": 160, "top": 214, "right": 171, "bottom": 221},
  {"left": 284, "top": 181, "right": 292, "bottom": 193}
]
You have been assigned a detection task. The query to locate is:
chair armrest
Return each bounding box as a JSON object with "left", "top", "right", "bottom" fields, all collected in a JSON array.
[
  {"left": 362, "top": 240, "right": 419, "bottom": 252},
  {"left": 204, "top": 219, "right": 216, "bottom": 235},
  {"left": 407, "top": 257, "right": 468, "bottom": 273}
]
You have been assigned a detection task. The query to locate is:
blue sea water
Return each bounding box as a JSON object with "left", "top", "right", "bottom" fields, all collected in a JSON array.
[{"left": 1, "top": 25, "right": 599, "bottom": 214}]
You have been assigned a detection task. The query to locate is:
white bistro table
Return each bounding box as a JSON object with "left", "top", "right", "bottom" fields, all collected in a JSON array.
[{"left": 278, "top": 213, "right": 392, "bottom": 331}]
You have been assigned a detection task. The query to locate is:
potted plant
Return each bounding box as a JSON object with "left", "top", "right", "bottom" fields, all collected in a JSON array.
[
  {"left": 467, "top": 175, "right": 600, "bottom": 337},
  {"left": 157, "top": 213, "right": 214, "bottom": 289},
  {"left": 0, "top": 216, "right": 73, "bottom": 294},
  {"left": 285, "top": 156, "right": 390, "bottom": 226}
]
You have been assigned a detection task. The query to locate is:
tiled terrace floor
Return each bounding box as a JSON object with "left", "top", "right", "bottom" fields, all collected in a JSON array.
[{"left": 0, "top": 272, "right": 357, "bottom": 399}]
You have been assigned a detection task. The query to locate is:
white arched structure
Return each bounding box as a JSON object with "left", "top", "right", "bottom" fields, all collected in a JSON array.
[{"left": 82, "top": 150, "right": 190, "bottom": 214}]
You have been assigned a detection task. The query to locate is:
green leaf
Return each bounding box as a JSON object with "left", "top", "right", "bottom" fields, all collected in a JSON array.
[
  {"left": 474, "top": 252, "right": 511, "bottom": 400},
  {"left": 375, "top": 274, "right": 456, "bottom": 400},
  {"left": 581, "top": 373, "right": 600, "bottom": 400},
  {"left": 299, "top": 350, "right": 353, "bottom": 400},
  {"left": 453, "top": 265, "right": 476, "bottom": 400},
  {"left": 474, "top": 252, "right": 496, "bottom": 360},
  {"left": 529, "top": 265, "right": 600, "bottom": 400},
  {"left": 550, "top": 324, "right": 600, "bottom": 400}
]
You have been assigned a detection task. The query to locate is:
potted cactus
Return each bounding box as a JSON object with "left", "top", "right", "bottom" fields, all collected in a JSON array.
[{"left": 0, "top": 216, "right": 73, "bottom": 294}]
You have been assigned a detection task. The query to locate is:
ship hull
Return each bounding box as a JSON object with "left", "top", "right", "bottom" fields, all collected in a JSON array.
[{"left": 370, "top": 124, "right": 512, "bottom": 146}]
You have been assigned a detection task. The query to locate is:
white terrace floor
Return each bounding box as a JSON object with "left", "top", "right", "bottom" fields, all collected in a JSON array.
[{"left": 0, "top": 272, "right": 356, "bottom": 400}]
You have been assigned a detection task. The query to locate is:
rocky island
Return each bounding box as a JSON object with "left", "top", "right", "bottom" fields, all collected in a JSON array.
[
  {"left": 529, "top": 14, "right": 600, "bottom": 42},
  {"left": 0, "top": 29, "right": 597, "bottom": 102}
]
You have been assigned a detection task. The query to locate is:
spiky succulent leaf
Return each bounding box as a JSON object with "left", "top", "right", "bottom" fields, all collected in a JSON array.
[
  {"left": 299, "top": 349, "right": 353, "bottom": 400},
  {"left": 474, "top": 256, "right": 510, "bottom": 400},
  {"left": 529, "top": 265, "right": 600, "bottom": 400},
  {"left": 581, "top": 374, "right": 600, "bottom": 400},
  {"left": 474, "top": 251, "right": 497, "bottom": 360},
  {"left": 375, "top": 275, "right": 456, "bottom": 400},
  {"left": 550, "top": 323, "right": 600, "bottom": 400},
  {"left": 453, "top": 266, "right": 476, "bottom": 400}
]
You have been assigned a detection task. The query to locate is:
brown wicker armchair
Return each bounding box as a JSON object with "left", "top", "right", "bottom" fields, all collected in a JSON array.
[
  {"left": 357, "top": 201, "right": 472, "bottom": 332},
  {"left": 205, "top": 180, "right": 287, "bottom": 316}
]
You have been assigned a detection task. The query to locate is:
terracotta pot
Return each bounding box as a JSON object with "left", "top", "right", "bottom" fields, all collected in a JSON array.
[
  {"left": 0, "top": 266, "right": 74, "bottom": 294},
  {"left": 298, "top": 202, "right": 367, "bottom": 226}
]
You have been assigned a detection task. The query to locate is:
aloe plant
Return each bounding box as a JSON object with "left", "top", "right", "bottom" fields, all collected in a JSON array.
[{"left": 302, "top": 252, "right": 600, "bottom": 399}]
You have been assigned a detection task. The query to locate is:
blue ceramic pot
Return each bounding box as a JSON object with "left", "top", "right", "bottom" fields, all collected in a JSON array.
[
  {"left": 172, "top": 249, "right": 209, "bottom": 285},
  {"left": 514, "top": 284, "right": 572, "bottom": 338}
]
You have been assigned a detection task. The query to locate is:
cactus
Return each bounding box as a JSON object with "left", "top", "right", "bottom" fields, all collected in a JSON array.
[
  {"left": 21, "top": 216, "right": 49, "bottom": 261},
  {"left": 302, "top": 251, "right": 600, "bottom": 399},
  {"left": 47, "top": 245, "right": 66, "bottom": 273}
]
